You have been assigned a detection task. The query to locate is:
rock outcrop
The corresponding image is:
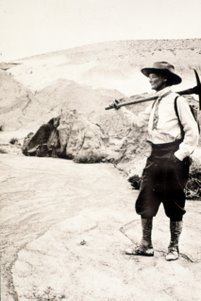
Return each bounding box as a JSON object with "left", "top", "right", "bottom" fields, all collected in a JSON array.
[
  {"left": 58, "top": 109, "right": 107, "bottom": 162},
  {"left": 22, "top": 110, "right": 107, "bottom": 163},
  {"left": 0, "top": 70, "right": 39, "bottom": 130}
]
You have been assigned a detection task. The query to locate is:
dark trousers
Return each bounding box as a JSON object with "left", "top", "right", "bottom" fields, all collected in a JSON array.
[{"left": 135, "top": 140, "right": 191, "bottom": 221}]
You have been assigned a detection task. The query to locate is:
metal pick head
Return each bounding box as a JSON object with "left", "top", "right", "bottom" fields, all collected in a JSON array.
[{"left": 193, "top": 69, "right": 201, "bottom": 110}]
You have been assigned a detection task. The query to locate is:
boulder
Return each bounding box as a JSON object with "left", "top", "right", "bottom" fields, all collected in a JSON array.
[
  {"left": 22, "top": 117, "right": 60, "bottom": 157},
  {"left": 58, "top": 110, "right": 107, "bottom": 163},
  {"left": 22, "top": 110, "right": 107, "bottom": 163}
]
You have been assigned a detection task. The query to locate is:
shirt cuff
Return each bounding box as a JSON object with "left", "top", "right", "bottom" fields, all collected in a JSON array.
[{"left": 174, "top": 151, "right": 185, "bottom": 161}]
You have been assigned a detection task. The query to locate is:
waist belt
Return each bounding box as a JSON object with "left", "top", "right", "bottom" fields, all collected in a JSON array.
[{"left": 150, "top": 139, "right": 182, "bottom": 152}]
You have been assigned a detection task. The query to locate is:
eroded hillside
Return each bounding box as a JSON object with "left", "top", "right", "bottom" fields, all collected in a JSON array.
[{"left": 8, "top": 39, "right": 201, "bottom": 95}]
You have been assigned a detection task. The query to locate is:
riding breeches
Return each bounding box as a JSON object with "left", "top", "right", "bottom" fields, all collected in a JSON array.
[{"left": 135, "top": 140, "right": 191, "bottom": 221}]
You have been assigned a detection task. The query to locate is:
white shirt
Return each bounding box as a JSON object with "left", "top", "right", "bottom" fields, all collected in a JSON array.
[{"left": 117, "top": 87, "right": 199, "bottom": 160}]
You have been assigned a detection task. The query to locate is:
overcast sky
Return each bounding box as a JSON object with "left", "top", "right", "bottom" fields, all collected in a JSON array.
[{"left": 0, "top": 0, "right": 201, "bottom": 61}]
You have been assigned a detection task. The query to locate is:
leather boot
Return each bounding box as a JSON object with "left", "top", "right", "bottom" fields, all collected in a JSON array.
[
  {"left": 166, "top": 221, "right": 183, "bottom": 261},
  {"left": 125, "top": 217, "right": 154, "bottom": 256}
]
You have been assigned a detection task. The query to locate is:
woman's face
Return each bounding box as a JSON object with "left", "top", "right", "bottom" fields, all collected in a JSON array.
[{"left": 149, "top": 73, "right": 168, "bottom": 91}]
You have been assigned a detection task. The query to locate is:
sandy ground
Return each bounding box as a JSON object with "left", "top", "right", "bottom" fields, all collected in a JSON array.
[{"left": 0, "top": 153, "right": 201, "bottom": 301}]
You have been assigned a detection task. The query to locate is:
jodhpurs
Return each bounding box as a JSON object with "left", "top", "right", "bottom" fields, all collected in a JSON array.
[{"left": 135, "top": 140, "right": 191, "bottom": 221}]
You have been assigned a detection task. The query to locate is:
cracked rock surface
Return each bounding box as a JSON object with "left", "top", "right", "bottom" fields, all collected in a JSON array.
[{"left": 0, "top": 154, "right": 201, "bottom": 301}]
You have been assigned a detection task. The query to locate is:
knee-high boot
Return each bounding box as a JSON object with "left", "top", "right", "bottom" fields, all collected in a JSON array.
[
  {"left": 141, "top": 217, "right": 153, "bottom": 248},
  {"left": 166, "top": 220, "right": 183, "bottom": 261},
  {"left": 125, "top": 217, "right": 154, "bottom": 256}
]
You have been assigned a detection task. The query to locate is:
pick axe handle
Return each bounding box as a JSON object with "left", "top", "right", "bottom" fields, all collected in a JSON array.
[{"left": 105, "top": 95, "right": 158, "bottom": 110}]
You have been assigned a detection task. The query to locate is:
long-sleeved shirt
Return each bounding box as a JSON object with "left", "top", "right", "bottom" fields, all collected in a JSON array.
[{"left": 117, "top": 86, "right": 199, "bottom": 160}]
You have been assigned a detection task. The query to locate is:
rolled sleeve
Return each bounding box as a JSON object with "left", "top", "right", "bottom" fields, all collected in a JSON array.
[
  {"left": 174, "top": 97, "right": 199, "bottom": 160},
  {"left": 117, "top": 104, "right": 151, "bottom": 128}
]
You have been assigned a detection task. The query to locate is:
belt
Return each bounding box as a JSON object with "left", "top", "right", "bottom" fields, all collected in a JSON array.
[{"left": 150, "top": 139, "right": 182, "bottom": 150}]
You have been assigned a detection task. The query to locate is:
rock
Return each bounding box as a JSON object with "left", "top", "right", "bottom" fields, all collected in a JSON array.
[
  {"left": 22, "top": 110, "right": 107, "bottom": 163},
  {"left": 22, "top": 117, "right": 60, "bottom": 157},
  {"left": 57, "top": 109, "right": 77, "bottom": 155},
  {"left": 128, "top": 174, "right": 142, "bottom": 190},
  {"left": 114, "top": 123, "right": 150, "bottom": 176},
  {"left": 22, "top": 132, "right": 35, "bottom": 155},
  {"left": 58, "top": 109, "right": 107, "bottom": 163}
]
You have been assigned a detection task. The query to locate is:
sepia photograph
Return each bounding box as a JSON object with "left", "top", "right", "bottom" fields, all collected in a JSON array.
[{"left": 0, "top": 0, "right": 201, "bottom": 300}]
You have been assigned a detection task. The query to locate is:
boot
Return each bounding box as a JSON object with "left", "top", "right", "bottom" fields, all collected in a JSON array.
[
  {"left": 125, "top": 217, "right": 154, "bottom": 256},
  {"left": 166, "top": 221, "right": 183, "bottom": 261}
]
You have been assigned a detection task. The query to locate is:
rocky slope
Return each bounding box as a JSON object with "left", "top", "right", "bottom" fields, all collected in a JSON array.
[
  {"left": 0, "top": 69, "right": 124, "bottom": 132},
  {"left": 0, "top": 70, "right": 39, "bottom": 130}
]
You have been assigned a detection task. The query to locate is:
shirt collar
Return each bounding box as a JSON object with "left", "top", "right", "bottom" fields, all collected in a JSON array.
[{"left": 154, "top": 86, "right": 172, "bottom": 98}]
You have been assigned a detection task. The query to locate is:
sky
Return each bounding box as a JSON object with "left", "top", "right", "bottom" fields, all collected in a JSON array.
[{"left": 0, "top": 0, "right": 201, "bottom": 61}]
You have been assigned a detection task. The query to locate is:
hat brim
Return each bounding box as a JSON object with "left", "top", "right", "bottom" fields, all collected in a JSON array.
[{"left": 141, "top": 67, "right": 182, "bottom": 85}]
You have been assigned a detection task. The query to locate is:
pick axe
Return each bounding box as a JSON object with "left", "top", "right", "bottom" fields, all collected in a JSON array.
[{"left": 105, "top": 69, "right": 201, "bottom": 111}]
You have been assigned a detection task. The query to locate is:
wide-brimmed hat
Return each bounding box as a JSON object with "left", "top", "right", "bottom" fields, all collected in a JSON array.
[{"left": 141, "top": 61, "right": 182, "bottom": 85}]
